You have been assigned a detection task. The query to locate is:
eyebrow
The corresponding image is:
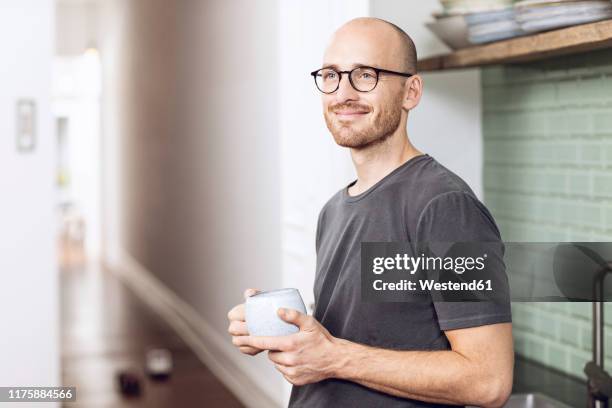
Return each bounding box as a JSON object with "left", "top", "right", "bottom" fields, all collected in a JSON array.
[{"left": 320, "top": 62, "right": 371, "bottom": 70}]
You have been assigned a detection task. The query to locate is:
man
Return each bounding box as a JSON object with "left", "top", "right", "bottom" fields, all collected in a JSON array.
[{"left": 227, "top": 17, "right": 513, "bottom": 408}]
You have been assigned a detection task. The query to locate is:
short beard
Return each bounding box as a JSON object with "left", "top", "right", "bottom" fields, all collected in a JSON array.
[{"left": 324, "top": 97, "right": 403, "bottom": 150}]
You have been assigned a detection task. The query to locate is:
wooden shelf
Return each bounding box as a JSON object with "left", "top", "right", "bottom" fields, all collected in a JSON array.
[{"left": 418, "top": 19, "right": 612, "bottom": 72}]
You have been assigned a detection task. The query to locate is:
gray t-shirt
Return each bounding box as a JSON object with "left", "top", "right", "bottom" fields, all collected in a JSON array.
[{"left": 288, "top": 154, "right": 512, "bottom": 408}]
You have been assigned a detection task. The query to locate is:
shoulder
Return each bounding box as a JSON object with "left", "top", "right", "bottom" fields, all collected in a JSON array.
[
  {"left": 401, "top": 155, "right": 477, "bottom": 203},
  {"left": 393, "top": 156, "right": 500, "bottom": 240},
  {"left": 391, "top": 156, "right": 480, "bottom": 217},
  {"left": 418, "top": 190, "right": 495, "bottom": 227},
  {"left": 416, "top": 191, "right": 501, "bottom": 242}
]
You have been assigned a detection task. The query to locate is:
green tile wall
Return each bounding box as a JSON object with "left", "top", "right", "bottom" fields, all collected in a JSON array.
[{"left": 482, "top": 48, "right": 612, "bottom": 379}]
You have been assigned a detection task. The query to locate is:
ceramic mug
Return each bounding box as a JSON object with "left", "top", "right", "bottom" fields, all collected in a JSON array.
[{"left": 245, "top": 288, "right": 306, "bottom": 337}]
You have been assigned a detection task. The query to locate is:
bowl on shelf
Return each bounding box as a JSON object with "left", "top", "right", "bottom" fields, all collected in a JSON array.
[{"left": 426, "top": 14, "right": 472, "bottom": 50}]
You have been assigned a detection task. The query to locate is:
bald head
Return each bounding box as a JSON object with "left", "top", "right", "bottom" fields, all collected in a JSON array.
[
  {"left": 325, "top": 17, "right": 417, "bottom": 74},
  {"left": 319, "top": 18, "right": 423, "bottom": 151}
]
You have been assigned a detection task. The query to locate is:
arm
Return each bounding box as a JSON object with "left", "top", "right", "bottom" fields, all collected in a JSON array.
[
  {"left": 333, "top": 322, "right": 514, "bottom": 407},
  {"left": 237, "top": 309, "right": 513, "bottom": 408}
]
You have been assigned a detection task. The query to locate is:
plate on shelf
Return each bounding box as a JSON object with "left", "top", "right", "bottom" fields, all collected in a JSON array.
[
  {"left": 515, "top": 0, "right": 612, "bottom": 32},
  {"left": 439, "top": 0, "right": 514, "bottom": 15}
]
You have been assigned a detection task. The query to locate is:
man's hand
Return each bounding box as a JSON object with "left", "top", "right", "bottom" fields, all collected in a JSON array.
[
  {"left": 234, "top": 308, "right": 340, "bottom": 386},
  {"left": 227, "top": 288, "right": 263, "bottom": 356}
]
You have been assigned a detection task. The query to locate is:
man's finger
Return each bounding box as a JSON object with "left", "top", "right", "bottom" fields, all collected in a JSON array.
[
  {"left": 239, "top": 346, "right": 262, "bottom": 356},
  {"left": 268, "top": 350, "right": 296, "bottom": 366},
  {"left": 228, "top": 320, "right": 249, "bottom": 336},
  {"left": 235, "top": 335, "right": 294, "bottom": 351},
  {"left": 277, "top": 308, "right": 311, "bottom": 329},
  {"left": 244, "top": 288, "right": 259, "bottom": 299},
  {"left": 273, "top": 363, "right": 297, "bottom": 379},
  {"left": 274, "top": 363, "right": 291, "bottom": 375},
  {"left": 227, "top": 303, "right": 245, "bottom": 321}
]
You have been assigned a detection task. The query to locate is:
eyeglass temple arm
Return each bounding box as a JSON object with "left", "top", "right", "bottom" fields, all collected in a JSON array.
[{"left": 375, "top": 67, "right": 414, "bottom": 77}]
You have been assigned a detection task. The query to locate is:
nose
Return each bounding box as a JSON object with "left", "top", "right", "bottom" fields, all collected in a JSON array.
[{"left": 334, "top": 72, "right": 359, "bottom": 103}]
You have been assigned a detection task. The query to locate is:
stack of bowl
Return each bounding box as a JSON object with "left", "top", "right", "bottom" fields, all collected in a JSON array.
[{"left": 427, "top": 0, "right": 522, "bottom": 49}]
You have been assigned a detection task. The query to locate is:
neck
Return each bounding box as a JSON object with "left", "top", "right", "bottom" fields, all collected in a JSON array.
[{"left": 348, "top": 126, "right": 423, "bottom": 196}]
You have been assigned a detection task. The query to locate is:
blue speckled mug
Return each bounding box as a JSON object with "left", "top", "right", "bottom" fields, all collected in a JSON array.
[{"left": 245, "top": 288, "right": 306, "bottom": 337}]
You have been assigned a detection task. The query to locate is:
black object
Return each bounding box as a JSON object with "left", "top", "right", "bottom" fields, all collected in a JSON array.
[
  {"left": 555, "top": 243, "right": 612, "bottom": 408},
  {"left": 586, "top": 362, "right": 612, "bottom": 403},
  {"left": 117, "top": 371, "right": 142, "bottom": 397}
]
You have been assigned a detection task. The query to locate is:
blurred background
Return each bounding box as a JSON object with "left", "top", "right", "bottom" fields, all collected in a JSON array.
[{"left": 1, "top": 0, "right": 612, "bottom": 407}]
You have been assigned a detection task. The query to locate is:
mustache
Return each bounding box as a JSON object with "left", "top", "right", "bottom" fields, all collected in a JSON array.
[{"left": 329, "top": 102, "right": 372, "bottom": 113}]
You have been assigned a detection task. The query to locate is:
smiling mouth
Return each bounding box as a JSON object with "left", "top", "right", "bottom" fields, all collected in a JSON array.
[{"left": 334, "top": 110, "right": 369, "bottom": 118}]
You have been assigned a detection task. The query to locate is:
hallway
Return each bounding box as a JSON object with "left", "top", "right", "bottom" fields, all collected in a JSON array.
[{"left": 60, "top": 257, "right": 243, "bottom": 408}]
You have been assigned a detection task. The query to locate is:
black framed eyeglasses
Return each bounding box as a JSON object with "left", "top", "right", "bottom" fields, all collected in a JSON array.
[{"left": 310, "top": 65, "right": 414, "bottom": 94}]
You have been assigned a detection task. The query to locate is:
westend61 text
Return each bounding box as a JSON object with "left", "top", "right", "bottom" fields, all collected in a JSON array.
[{"left": 373, "top": 279, "right": 493, "bottom": 291}]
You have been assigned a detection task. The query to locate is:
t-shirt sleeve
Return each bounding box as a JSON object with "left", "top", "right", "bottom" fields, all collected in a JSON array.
[
  {"left": 315, "top": 205, "right": 328, "bottom": 256},
  {"left": 415, "top": 191, "right": 512, "bottom": 331}
]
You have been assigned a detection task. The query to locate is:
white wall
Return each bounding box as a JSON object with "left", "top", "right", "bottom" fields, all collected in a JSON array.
[
  {"left": 278, "top": 2, "right": 370, "bottom": 401},
  {"left": 56, "top": 0, "right": 100, "bottom": 56},
  {"left": 279, "top": 0, "right": 369, "bottom": 330},
  {"left": 0, "top": 0, "right": 59, "bottom": 404},
  {"left": 370, "top": 0, "right": 484, "bottom": 197},
  {"left": 99, "top": 0, "right": 126, "bottom": 266}
]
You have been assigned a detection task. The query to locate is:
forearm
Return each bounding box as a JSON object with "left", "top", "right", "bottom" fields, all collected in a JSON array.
[{"left": 330, "top": 338, "right": 506, "bottom": 407}]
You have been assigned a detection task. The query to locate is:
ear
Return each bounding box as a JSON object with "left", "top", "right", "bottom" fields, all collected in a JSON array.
[{"left": 402, "top": 74, "right": 423, "bottom": 111}]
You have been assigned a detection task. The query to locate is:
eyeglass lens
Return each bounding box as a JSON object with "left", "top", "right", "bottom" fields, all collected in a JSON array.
[{"left": 315, "top": 67, "right": 378, "bottom": 93}]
